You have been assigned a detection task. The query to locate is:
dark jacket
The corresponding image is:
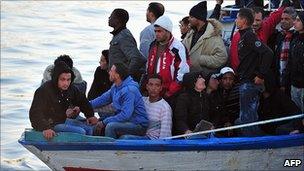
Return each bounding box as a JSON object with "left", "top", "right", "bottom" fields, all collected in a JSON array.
[
  {"left": 283, "top": 32, "right": 304, "bottom": 88},
  {"left": 237, "top": 27, "right": 274, "bottom": 83},
  {"left": 29, "top": 62, "right": 94, "bottom": 131},
  {"left": 174, "top": 89, "right": 210, "bottom": 134},
  {"left": 109, "top": 28, "right": 146, "bottom": 81},
  {"left": 87, "top": 66, "right": 111, "bottom": 100},
  {"left": 209, "top": 84, "right": 240, "bottom": 128},
  {"left": 258, "top": 89, "right": 301, "bottom": 135},
  {"left": 272, "top": 29, "right": 295, "bottom": 87}
]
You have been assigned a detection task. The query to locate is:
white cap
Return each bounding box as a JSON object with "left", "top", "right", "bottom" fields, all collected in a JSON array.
[
  {"left": 154, "top": 15, "right": 173, "bottom": 33},
  {"left": 220, "top": 67, "right": 235, "bottom": 75}
]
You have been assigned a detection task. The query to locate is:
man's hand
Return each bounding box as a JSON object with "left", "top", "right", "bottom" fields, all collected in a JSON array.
[
  {"left": 184, "top": 130, "right": 193, "bottom": 134},
  {"left": 87, "top": 116, "right": 98, "bottom": 125},
  {"left": 66, "top": 106, "right": 81, "bottom": 118},
  {"left": 216, "top": 0, "right": 223, "bottom": 5},
  {"left": 43, "top": 129, "right": 56, "bottom": 140},
  {"left": 254, "top": 76, "right": 264, "bottom": 85},
  {"left": 94, "top": 121, "right": 105, "bottom": 136}
]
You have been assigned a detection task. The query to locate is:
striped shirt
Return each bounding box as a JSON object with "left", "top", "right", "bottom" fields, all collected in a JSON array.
[{"left": 143, "top": 97, "right": 172, "bottom": 139}]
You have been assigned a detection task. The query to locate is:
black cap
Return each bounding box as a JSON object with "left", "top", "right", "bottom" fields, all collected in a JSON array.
[
  {"left": 298, "top": 11, "right": 304, "bottom": 24},
  {"left": 189, "top": 1, "right": 207, "bottom": 21}
]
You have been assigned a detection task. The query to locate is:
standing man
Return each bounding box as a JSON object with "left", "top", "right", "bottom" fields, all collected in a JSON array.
[
  {"left": 183, "top": 1, "right": 228, "bottom": 75},
  {"left": 230, "top": 0, "right": 290, "bottom": 71},
  {"left": 273, "top": 7, "right": 297, "bottom": 93},
  {"left": 283, "top": 12, "right": 304, "bottom": 112},
  {"left": 235, "top": 8, "right": 273, "bottom": 136},
  {"left": 147, "top": 15, "right": 190, "bottom": 101},
  {"left": 108, "top": 8, "right": 146, "bottom": 83},
  {"left": 90, "top": 63, "right": 148, "bottom": 139},
  {"left": 140, "top": 2, "right": 165, "bottom": 59},
  {"left": 30, "top": 61, "right": 98, "bottom": 140}
]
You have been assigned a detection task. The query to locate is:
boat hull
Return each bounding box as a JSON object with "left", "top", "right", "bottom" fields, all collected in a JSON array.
[{"left": 23, "top": 145, "right": 303, "bottom": 170}]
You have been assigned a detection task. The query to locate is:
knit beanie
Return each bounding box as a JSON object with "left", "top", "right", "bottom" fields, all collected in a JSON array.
[
  {"left": 298, "top": 11, "right": 304, "bottom": 24},
  {"left": 189, "top": 1, "right": 207, "bottom": 21},
  {"left": 154, "top": 15, "right": 173, "bottom": 33}
]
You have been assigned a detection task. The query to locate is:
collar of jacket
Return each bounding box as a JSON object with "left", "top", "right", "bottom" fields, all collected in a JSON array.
[
  {"left": 110, "top": 26, "right": 127, "bottom": 36},
  {"left": 186, "top": 19, "right": 223, "bottom": 54},
  {"left": 239, "top": 27, "right": 252, "bottom": 36}
]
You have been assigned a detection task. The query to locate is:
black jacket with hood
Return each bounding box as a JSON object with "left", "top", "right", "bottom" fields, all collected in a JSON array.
[
  {"left": 174, "top": 72, "right": 210, "bottom": 134},
  {"left": 29, "top": 62, "right": 94, "bottom": 131}
]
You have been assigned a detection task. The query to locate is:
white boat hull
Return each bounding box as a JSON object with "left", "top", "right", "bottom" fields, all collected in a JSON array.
[{"left": 24, "top": 145, "right": 304, "bottom": 171}]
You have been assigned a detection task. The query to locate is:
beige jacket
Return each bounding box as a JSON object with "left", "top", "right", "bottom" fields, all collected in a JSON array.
[{"left": 182, "top": 19, "right": 228, "bottom": 75}]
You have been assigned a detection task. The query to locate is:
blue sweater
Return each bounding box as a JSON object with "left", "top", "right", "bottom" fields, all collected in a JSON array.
[{"left": 90, "top": 76, "right": 148, "bottom": 127}]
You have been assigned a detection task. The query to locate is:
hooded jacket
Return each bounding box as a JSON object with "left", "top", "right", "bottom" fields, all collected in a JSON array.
[
  {"left": 174, "top": 72, "right": 210, "bottom": 134},
  {"left": 182, "top": 19, "right": 228, "bottom": 75},
  {"left": 90, "top": 76, "right": 148, "bottom": 127},
  {"left": 29, "top": 62, "right": 94, "bottom": 131},
  {"left": 41, "top": 64, "right": 87, "bottom": 94}
]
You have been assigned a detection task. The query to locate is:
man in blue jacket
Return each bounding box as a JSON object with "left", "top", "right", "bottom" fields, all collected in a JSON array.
[{"left": 90, "top": 63, "right": 148, "bottom": 138}]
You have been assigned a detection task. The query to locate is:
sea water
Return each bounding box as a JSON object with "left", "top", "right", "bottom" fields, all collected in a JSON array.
[{"left": 1, "top": 1, "right": 234, "bottom": 170}]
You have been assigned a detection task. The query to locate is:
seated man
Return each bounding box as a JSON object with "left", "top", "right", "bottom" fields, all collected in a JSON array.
[
  {"left": 120, "top": 74, "right": 172, "bottom": 139},
  {"left": 88, "top": 50, "right": 112, "bottom": 101},
  {"left": 209, "top": 67, "right": 240, "bottom": 137},
  {"left": 42, "top": 54, "right": 87, "bottom": 94},
  {"left": 174, "top": 72, "right": 212, "bottom": 137},
  {"left": 29, "top": 61, "right": 98, "bottom": 140},
  {"left": 90, "top": 63, "right": 149, "bottom": 139}
]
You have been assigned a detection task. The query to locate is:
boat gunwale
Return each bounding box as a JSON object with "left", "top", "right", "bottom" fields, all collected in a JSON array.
[{"left": 18, "top": 133, "right": 304, "bottom": 152}]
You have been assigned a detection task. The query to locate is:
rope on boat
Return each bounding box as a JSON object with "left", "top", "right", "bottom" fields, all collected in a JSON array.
[
  {"left": 221, "top": 7, "right": 304, "bottom": 11},
  {"left": 163, "top": 113, "right": 304, "bottom": 139}
]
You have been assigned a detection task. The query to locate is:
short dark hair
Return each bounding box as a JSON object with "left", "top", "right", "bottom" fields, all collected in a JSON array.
[
  {"left": 238, "top": 8, "right": 254, "bottom": 26},
  {"left": 113, "top": 63, "right": 129, "bottom": 80},
  {"left": 147, "top": 74, "right": 163, "bottom": 84},
  {"left": 148, "top": 2, "right": 165, "bottom": 19},
  {"left": 252, "top": 7, "right": 265, "bottom": 18},
  {"left": 101, "top": 50, "right": 109, "bottom": 63},
  {"left": 283, "top": 7, "right": 297, "bottom": 20},
  {"left": 112, "top": 8, "right": 129, "bottom": 25},
  {"left": 181, "top": 16, "right": 189, "bottom": 25},
  {"left": 54, "top": 54, "right": 73, "bottom": 69}
]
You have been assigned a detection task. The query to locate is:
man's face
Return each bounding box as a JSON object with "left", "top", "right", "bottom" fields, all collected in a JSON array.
[
  {"left": 220, "top": 73, "right": 235, "bottom": 90},
  {"left": 252, "top": 12, "right": 263, "bottom": 31},
  {"left": 195, "top": 77, "right": 206, "bottom": 92},
  {"left": 99, "top": 55, "right": 108, "bottom": 70},
  {"left": 146, "top": 9, "right": 152, "bottom": 23},
  {"left": 155, "top": 26, "right": 169, "bottom": 43},
  {"left": 179, "top": 21, "right": 190, "bottom": 35},
  {"left": 109, "top": 65, "right": 119, "bottom": 82},
  {"left": 58, "top": 73, "right": 72, "bottom": 91},
  {"left": 281, "top": 13, "right": 294, "bottom": 31},
  {"left": 294, "top": 16, "right": 304, "bottom": 32},
  {"left": 235, "top": 14, "right": 247, "bottom": 29},
  {"left": 146, "top": 78, "right": 162, "bottom": 98},
  {"left": 108, "top": 12, "right": 118, "bottom": 27},
  {"left": 188, "top": 16, "right": 199, "bottom": 27}
]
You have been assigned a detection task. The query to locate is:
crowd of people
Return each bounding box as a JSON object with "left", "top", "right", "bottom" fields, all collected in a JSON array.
[{"left": 29, "top": 0, "right": 304, "bottom": 140}]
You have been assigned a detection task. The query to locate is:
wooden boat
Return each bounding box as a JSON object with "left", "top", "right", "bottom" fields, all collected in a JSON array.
[{"left": 18, "top": 129, "right": 304, "bottom": 171}]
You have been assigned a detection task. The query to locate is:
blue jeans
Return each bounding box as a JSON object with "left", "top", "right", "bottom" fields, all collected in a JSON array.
[
  {"left": 53, "top": 119, "right": 94, "bottom": 135},
  {"left": 105, "top": 122, "right": 147, "bottom": 139},
  {"left": 236, "top": 82, "right": 264, "bottom": 137},
  {"left": 119, "top": 134, "right": 150, "bottom": 140},
  {"left": 291, "top": 85, "right": 304, "bottom": 112}
]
